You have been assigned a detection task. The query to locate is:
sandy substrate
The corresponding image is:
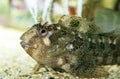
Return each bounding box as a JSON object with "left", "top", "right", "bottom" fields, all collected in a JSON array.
[{"left": 0, "top": 26, "right": 120, "bottom": 79}]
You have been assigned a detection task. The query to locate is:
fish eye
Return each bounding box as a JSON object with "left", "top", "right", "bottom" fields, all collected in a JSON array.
[
  {"left": 41, "top": 29, "right": 46, "bottom": 33},
  {"left": 40, "top": 28, "right": 47, "bottom": 36}
]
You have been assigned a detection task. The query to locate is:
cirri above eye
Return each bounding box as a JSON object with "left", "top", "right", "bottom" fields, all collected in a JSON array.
[{"left": 40, "top": 28, "right": 48, "bottom": 36}]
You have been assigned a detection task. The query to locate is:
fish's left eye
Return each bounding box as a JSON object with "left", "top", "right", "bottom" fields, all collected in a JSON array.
[{"left": 40, "top": 28, "right": 48, "bottom": 36}]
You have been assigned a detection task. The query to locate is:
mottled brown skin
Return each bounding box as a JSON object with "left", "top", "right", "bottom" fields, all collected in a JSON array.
[
  {"left": 58, "top": 15, "right": 101, "bottom": 34},
  {"left": 20, "top": 15, "right": 120, "bottom": 77}
]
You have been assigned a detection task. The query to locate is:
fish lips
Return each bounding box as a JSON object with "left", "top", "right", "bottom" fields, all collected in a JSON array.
[{"left": 20, "top": 41, "right": 30, "bottom": 48}]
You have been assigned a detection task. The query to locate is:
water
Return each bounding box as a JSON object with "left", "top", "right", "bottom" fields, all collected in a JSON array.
[
  {"left": 77, "top": 0, "right": 83, "bottom": 17},
  {"left": 42, "top": 0, "right": 53, "bottom": 21},
  {"left": 24, "top": 0, "right": 83, "bottom": 23},
  {"left": 24, "top": 0, "right": 39, "bottom": 23},
  {"left": 24, "top": 0, "right": 54, "bottom": 23}
]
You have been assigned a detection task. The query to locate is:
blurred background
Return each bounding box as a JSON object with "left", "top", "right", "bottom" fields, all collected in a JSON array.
[
  {"left": 0, "top": 0, "right": 120, "bottom": 30},
  {"left": 0, "top": 0, "right": 120, "bottom": 78}
]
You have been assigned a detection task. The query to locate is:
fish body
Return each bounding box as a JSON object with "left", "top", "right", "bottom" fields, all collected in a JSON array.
[{"left": 20, "top": 15, "right": 120, "bottom": 77}]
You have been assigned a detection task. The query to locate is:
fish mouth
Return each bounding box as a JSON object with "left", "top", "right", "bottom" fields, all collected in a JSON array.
[{"left": 20, "top": 41, "right": 30, "bottom": 48}]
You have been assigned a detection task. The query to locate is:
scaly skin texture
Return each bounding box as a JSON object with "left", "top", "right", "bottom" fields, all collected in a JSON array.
[
  {"left": 20, "top": 15, "right": 120, "bottom": 77},
  {"left": 58, "top": 15, "right": 101, "bottom": 34}
]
